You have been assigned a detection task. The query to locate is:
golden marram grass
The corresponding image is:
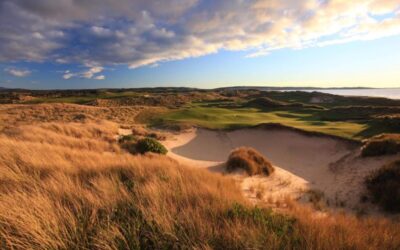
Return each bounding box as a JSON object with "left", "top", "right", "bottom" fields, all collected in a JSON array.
[{"left": 0, "top": 119, "right": 399, "bottom": 249}]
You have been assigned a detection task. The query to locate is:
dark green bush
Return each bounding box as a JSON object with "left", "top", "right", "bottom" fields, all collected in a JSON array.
[
  {"left": 136, "top": 137, "right": 168, "bottom": 155},
  {"left": 365, "top": 160, "right": 400, "bottom": 212},
  {"left": 118, "top": 134, "right": 137, "bottom": 144}
]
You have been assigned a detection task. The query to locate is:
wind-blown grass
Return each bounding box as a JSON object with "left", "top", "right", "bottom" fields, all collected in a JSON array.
[{"left": 0, "top": 121, "right": 399, "bottom": 249}]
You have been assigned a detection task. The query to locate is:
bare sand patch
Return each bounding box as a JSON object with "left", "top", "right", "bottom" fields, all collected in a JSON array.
[{"left": 164, "top": 128, "right": 400, "bottom": 214}]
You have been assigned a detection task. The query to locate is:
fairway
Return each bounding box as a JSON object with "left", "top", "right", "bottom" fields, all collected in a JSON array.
[{"left": 158, "top": 104, "right": 367, "bottom": 140}]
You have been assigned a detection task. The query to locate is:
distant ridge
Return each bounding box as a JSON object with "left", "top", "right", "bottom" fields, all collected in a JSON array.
[{"left": 215, "top": 86, "right": 374, "bottom": 91}]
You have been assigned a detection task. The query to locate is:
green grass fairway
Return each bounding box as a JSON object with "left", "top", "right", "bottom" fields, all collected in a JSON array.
[{"left": 156, "top": 105, "right": 367, "bottom": 140}]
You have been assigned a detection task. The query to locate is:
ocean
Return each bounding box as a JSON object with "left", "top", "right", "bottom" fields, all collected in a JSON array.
[{"left": 298, "top": 88, "right": 400, "bottom": 99}]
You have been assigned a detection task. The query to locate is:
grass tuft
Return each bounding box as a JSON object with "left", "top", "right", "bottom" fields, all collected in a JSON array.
[{"left": 226, "top": 147, "right": 274, "bottom": 176}]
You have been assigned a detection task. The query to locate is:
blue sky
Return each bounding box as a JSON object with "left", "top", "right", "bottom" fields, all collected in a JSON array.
[{"left": 1, "top": 0, "right": 400, "bottom": 89}]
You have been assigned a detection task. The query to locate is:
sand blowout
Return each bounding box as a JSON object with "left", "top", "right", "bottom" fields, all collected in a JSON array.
[{"left": 226, "top": 147, "right": 274, "bottom": 176}]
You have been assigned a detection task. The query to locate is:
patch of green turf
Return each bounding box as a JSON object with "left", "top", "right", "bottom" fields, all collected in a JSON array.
[{"left": 156, "top": 105, "right": 367, "bottom": 139}]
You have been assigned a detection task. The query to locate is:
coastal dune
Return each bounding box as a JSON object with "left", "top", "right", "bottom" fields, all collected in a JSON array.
[{"left": 164, "top": 128, "right": 398, "bottom": 211}]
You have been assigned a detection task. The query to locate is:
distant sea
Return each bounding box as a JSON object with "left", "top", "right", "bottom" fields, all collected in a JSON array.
[{"left": 297, "top": 88, "right": 400, "bottom": 99}]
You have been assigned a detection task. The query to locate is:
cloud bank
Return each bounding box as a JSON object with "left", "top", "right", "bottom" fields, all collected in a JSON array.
[
  {"left": 5, "top": 68, "right": 31, "bottom": 77},
  {"left": 1, "top": 0, "right": 399, "bottom": 71}
]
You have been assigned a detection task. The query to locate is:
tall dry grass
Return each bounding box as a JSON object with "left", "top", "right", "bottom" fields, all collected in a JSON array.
[
  {"left": 285, "top": 199, "right": 400, "bottom": 250},
  {"left": 0, "top": 121, "right": 299, "bottom": 249},
  {"left": 226, "top": 147, "right": 274, "bottom": 176},
  {"left": 0, "top": 120, "right": 399, "bottom": 249},
  {"left": 0, "top": 103, "right": 160, "bottom": 130}
]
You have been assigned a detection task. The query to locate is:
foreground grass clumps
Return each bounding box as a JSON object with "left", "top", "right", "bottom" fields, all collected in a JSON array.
[
  {"left": 365, "top": 160, "right": 400, "bottom": 212},
  {"left": 226, "top": 147, "right": 274, "bottom": 176},
  {"left": 0, "top": 121, "right": 304, "bottom": 249},
  {"left": 0, "top": 121, "right": 399, "bottom": 249},
  {"left": 361, "top": 134, "right": 400, "bottom": 157}
]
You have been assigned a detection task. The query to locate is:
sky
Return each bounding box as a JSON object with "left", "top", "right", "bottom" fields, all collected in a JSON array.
[{"left": 0, "top": 0, "right": 400, "bottom": 89}]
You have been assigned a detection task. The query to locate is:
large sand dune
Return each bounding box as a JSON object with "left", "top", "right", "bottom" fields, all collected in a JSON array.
[{"left": 164, "top": 128, "right": 399, "bottom": 213}]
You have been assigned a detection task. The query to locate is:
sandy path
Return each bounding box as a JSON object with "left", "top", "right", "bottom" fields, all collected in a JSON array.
[{"left": 164, "top": 128, "right": 399, "bottom": 213}]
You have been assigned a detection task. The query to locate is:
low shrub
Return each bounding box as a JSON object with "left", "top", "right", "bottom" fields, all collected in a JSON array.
[
  {"left": 361, "top": 134, "right": 400, "bottom": 157},
  {"left": 226, "top": 147, "right": 274, "bottom": 176},
  {"left": 118, "top": 134, "right": 138, "bottom": 154},
  {"left": 136, "top": 137, "right": 168, "bottom": 155},
  {"left": 118, "top": 134, "right": 137, "bottom": 144},
  {"left": 365, "top": 160, "right": 400, "bottom": 212}
]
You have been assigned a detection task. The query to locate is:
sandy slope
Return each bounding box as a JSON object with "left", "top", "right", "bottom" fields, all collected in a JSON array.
[{"left": 164, "top": 128, "right": 399, "bottom": 213}]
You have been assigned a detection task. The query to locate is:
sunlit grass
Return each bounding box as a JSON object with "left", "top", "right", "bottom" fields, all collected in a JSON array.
[
  {"left": 158, "top": 105, "right": 367, "bottom": 139},
  {"left": 0, "top": 120, "right": 399, "bottom": 249}
]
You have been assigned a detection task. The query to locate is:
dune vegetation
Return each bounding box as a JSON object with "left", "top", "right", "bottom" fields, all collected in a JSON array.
[
  {"left": 362, "top": 134, "right": 400, "bottom": 157},
  {"left": 365, "top": 160, "right": 400, "bottom": 212},
  {"left": 136, "top": 137, "right": 168, "bottom": 155},
  {"left": 0, "top": 118, "right": 399, "bottom": 249},
  {"left": 0, "top": 121, "right": 295, "bottom": 249},
  {"left": 0, "top": 89, "right": 400, "bottom": 248},
  {"left": 226, "top": 147, "right": 275, "bottom": 176}
]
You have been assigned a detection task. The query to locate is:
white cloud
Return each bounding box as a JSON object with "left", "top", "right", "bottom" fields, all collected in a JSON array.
[
  {"left": 94, "top": 75, "right": 105, "bottom": 80},
  {"left": 0, "top": 0, "right": 400, "bottom": 69},
  {"left": 62, "top": 70, "right": 74, "bottom": 79},
  {"left": 62, "top": 67, "right": 105, "bottom": 80},
  {"left": 5, "top": 67, "right": 31, "bottom": 77},
  {"left": 82, "top": 66, "right": 104, "bottom": 79}
]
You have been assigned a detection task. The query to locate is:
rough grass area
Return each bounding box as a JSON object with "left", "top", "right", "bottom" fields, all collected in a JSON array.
[
  {"left": 0, "top": 103, "right": 159, "bottom": 130},
  {"left": 245, "top": 97, "right": 291, "bottom": 108},
  {"left": 245, "top": 97, "right": 323, "bottom": 109},
  {"left": 226, "top": 147, "right": 274, "bottom": 176},
  {"left": 362, "top": 134, "right": 400, "bottom": 157},
  {"left": 365, "top": 160, "right": 400, "bottom": 212},
  {"left": 0, "top": 122, "right": 296, "bottom": 249},
  {"left": 0, "top": 121, "right": 399, "bottom": 249}
]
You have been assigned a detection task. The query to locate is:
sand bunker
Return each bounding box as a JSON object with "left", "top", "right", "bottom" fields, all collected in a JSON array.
[{"left": 164, "top": 128, "right": 400, "bottom": 212}]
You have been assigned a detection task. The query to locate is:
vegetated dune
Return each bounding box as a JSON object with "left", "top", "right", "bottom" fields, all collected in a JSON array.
[
  {"left": 362, "top": 133, "right": 400, "bottom": 157},
  {"left": 0, "top": 103, "right": 159, "bottom": 130},
  {"left": 164, "top": 127, "right": 400, "bottom": 212},
  {"left": 245, "top": 97, "right": 323, "bottom": 109},
  {"left": 0, "top": 120, "right": 400, "bottom": 249},
  {"left": 0, "top": 121, "right": 282, "bottom": 249}
]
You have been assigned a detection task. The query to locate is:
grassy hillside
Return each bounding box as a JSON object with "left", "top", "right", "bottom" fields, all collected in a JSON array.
[
  {"left": 0, "top": 120, "right": 399, "bottom": 249},
  {"left": 2, "top": 89, "right": 400, "bottom": 140},
  {"left": 0, "top": 121, "right": 296, "bottom": 249},
  {"left": 0, "top": 103, "right": 162, "bottom": 130},
  {"left": 0, "top": 121, "right": 292, "bottom": 249}
]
